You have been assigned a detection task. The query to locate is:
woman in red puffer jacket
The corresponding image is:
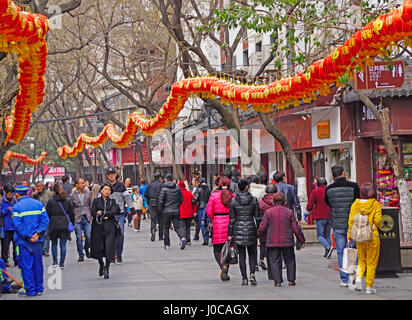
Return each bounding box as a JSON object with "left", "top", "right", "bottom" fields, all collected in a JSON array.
[
  {"left": 206, "top": 176, "right": 234, "bottom": 281},
  {"left": 178, "top": 181, "right": 195, "bottom": 245}
]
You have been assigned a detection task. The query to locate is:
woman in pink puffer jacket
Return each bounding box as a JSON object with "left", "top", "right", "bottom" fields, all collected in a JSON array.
[{"left": 207, "top": 176, "right": 235, "bottom": 281}]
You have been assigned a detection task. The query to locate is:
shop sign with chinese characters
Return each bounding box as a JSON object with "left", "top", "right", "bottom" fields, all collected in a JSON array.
[{"left": 354, "top": 60, "right": 405, "bottom": 90}]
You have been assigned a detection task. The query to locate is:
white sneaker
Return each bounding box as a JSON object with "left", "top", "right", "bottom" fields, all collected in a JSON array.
[
  {"left": 366, "top": 287, "right": 377, "bottom": 295},
  {"left": 339, "top": 281, "right": 349, "bottom": 287},
  {"left": 354, "top": 278, "right": 362, "bottom": 291}
]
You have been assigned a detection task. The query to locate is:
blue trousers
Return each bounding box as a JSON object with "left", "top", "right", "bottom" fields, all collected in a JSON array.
[
  {"left": 115, "top": 214, "right": 125, "bottom": 258},
  {"left": 333, "top": 229, "right": 349, "bottom": 283},
  {"left": 197, "top": 208, "right": 208, "bottom": 242},
  {"left": 75, "top": 216, "right": 91, "bottom": 257},
  {"left": 17, "top": 243, "right": 44, "bottom": 296},
  {"left": 315, "top": 219, "right": 332, "bottom": 250}
]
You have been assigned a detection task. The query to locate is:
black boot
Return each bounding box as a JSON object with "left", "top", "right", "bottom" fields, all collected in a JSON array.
[
  {"left": 250, "top": 273, "right": 257, "bottom": 286},
  {"left": 104, "top": 260, "right": 110, "bottom": 279},
  {"left": 99, "top": 264, "right": 104, "bottom": 277}
]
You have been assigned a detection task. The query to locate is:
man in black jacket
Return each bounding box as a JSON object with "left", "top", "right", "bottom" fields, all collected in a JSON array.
[
  {"left": 325, "top": 165, "right": 360, "bottom": 287},
  {"left": 145, "top": 172, "right": 164, "bottom": 241},
  {"left": 192, "top": 177, "right": 211, "bottom": 245},
  {"left": 158, "top": 174, "right": 185, "bottom": 250}
]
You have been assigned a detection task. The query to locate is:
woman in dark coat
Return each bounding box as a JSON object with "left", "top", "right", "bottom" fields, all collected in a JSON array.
[
  {"left": 90, "top": 183, "right": 121, "bottom": 279},
  {"left": 257, "top": 192, "right": 305, "bottom": 287},
  {"left": 228, "top": 179, "right": 261, "bottom": 286},
  {"left": 46, "top": 184, "right": 75, "bottom": 269}
]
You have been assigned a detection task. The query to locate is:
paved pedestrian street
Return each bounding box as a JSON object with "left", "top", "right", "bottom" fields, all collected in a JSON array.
[{"left": 2, "top": 218, "right": 412, "bottom": 301}]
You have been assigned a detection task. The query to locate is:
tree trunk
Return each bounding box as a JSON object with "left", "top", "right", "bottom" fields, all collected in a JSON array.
[
  {"left": 136, "top": 141, "right": 147, "bottom": 183},
  {"left": 258, "top": 112, "right": 308, "bottom": 203},
  {"left": 355, "top": 89, "right": 412, "bottom": 244},
  {"left": 204, "top": 99, "right": 265, "bottom": 175},
  {"left": 146, "top": 136, "right": 155, "bottom": 181}
]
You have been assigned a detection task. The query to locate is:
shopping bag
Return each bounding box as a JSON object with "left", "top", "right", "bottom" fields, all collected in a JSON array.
[{"left": 341, "top": 247, "right": 358, "bottom": 274}]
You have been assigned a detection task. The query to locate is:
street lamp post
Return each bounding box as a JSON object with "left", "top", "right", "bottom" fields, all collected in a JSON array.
[{"left": 134, "top": 139, "right": 138, "bottom": 185}]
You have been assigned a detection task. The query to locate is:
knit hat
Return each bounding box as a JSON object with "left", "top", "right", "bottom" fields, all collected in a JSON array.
[{"left": 14, "top": 185, "right": 29, "bottom": 195}]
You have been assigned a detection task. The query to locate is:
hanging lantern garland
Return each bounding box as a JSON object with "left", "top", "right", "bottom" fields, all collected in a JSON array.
[
  {"left": 0, "top": 0, "right": 49, "bottom": 165},
  {"left": 0, "top": 0, "right": 49, "bottom": 146},
  {"left": 3, "top": 151, "right": 47, "bottom": 165},
  {"left": 57, "top": 0, "right": 412, "bottom": 159}
]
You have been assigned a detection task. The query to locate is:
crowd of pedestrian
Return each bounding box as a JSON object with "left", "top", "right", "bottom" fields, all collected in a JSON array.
[{"left": 0, "top": 163, "right": 381, "bottom": 296}]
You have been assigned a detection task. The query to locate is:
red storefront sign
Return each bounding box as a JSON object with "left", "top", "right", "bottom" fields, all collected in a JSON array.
[{"left": 354, "top": 60, "right": 405, "bottom": 90}]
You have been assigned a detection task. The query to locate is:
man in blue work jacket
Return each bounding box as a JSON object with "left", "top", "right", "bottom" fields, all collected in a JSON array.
[{"left": 12, "top": 185, "right": 49, "bottom": 297}]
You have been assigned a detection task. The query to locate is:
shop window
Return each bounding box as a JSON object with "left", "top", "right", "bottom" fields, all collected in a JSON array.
[
  {"left": 312, "top": 151, "right": 326, "bottom": 185},
  {"left": 330, "top": 148, "right": 351, "bottom": 180}
]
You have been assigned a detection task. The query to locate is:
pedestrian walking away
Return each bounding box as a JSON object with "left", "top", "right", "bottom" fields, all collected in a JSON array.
[
  {"left": 105, "top": 167, "right": 135, "bottom": 264},
  {"left": 325, "top": 165, "right": 360, "bottom": 287},
  {"left": 257, "top": 192, "right": 305, "bottom": 287},
  {"left": 157, "top": 175, "right": 185, "bottom": 250},
  {"left": 258, "top": 183, "right": 278, "bottom": 278},
  {"left": 273, "top": 171, "right": 302, "bottom": 223},
  {"left": 178, "top": 181, "right": 195, "bottom": 246},
  {"left": 70, "top": 178, "right": 93, "bottom": 262},
  {"left": 145, "top": 172, "right": 164, "bottom": 242},
  {"left": 228, "top": 179, "right": 261, "bottom": 286},
  {"left": 12, "top": 185, "right": 49, "bottom": 297},
  {"left": 306, "top": 177, "right": 333, "bottom": 259},
  {"left": 90, "top": 183, "right": 121, "bottom": 279},
  {"left": 46, "top": 184, "right": 75, "bottom": 269},
  {"left": 193, "top": 177, "right": 211, "bottom": 246},
  {"left": 1, "top": 184, "right": 17, "bottom": 268},
  {"left": 347, "top": 182, "right": 382, "bottom": 295},
  {"left": 206, "top": 176, "right": 235, "bottom": 281},
  {"left": 139, "top": 180, "right": 148, "bottom": 220}
]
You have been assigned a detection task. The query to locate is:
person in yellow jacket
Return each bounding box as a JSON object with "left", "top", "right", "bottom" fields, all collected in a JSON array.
[{"left": 347, "top": 182, "right": 382, "bottom": 295}]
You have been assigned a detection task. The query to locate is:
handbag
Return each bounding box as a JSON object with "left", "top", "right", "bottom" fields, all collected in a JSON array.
[
  {"left": 220, "top": 239, "right": 238, "bottom": 265},
  {"left": 58, "top": 201, "right": 75, "bottom": 233},
  {"left": 205, "top": 221, "right": 213, "bottom": 239}
]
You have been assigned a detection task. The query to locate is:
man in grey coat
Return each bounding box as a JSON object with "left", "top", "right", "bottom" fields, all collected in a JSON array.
[{"left": 70, "top": 178, "right": 93, "bottom": 262}]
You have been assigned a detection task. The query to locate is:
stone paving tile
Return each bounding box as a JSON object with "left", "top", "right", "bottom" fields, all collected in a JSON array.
[{"left": 2, "top": 218, "right": 412, "bottom": 300}]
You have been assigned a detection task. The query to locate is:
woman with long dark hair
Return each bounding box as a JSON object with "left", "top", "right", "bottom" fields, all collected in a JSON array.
[
  {"left": 46, "top": 184, "right": 75, "bottom": 269},
  {"left": 90, "top": 183, "right": 121, "bottom": 279},
  {"left": 206, "top": 176, "right": 234, "bottom": 281}
]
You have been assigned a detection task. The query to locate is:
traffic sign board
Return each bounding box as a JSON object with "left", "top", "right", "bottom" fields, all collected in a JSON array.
[{"left": 354, "top": 60, "right": 405, "bottom": 90}]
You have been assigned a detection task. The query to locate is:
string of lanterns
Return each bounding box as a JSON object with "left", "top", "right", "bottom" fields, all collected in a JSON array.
[
  {"left": 0, "top": 0, "right": 48, "bottom": 164},
  {"left": 57, "top": 0, "right": 412, "bottom": 159},
  {"left": 1, "top": 0, "right": 412, "bottom": 163},
  {"left": 3, "top": 150, "right": 47, "bottom": 165}
]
